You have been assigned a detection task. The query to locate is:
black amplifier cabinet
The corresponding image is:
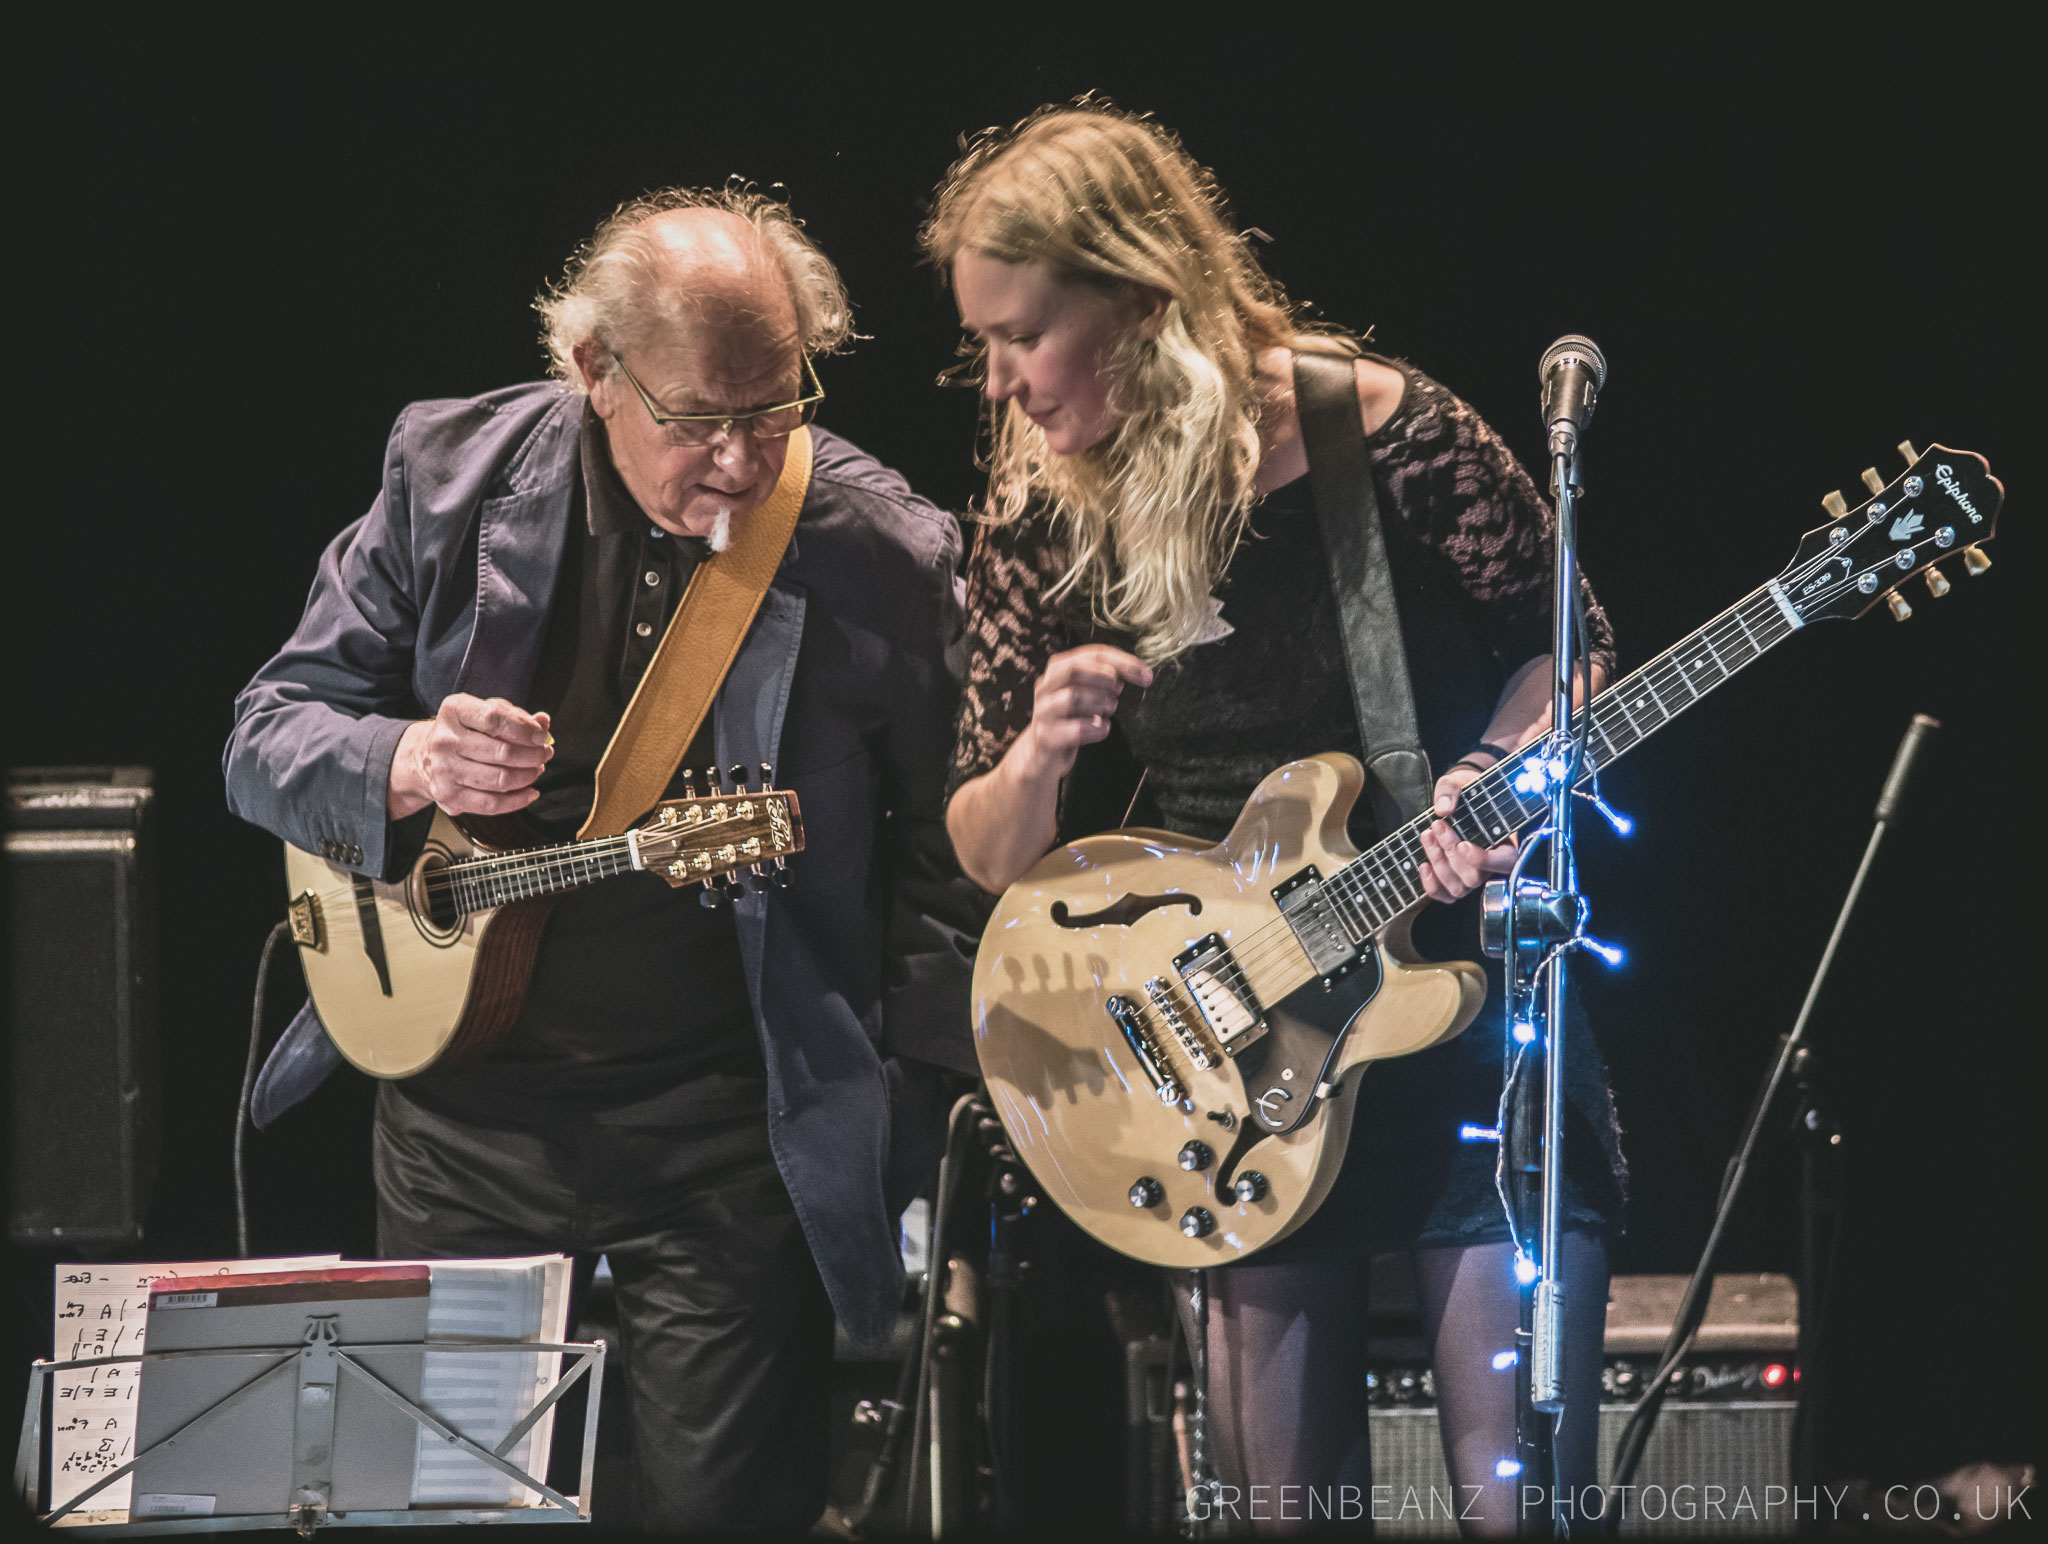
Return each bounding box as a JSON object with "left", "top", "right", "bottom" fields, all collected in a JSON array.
[
  {"left": 1365, "top": 1274, "right": 1799, "bottom": 1538},
  {"left": 5, "top": 767, "right": 159, "bottom": 1245}
]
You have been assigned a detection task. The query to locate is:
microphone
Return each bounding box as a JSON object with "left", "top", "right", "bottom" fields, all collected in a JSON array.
[
  {"left": 1873, "top": 713, "right": 1940, "bottom": 824},
  {"left": 1539, "top": 334, "right": 1607, "bottom": 458}
]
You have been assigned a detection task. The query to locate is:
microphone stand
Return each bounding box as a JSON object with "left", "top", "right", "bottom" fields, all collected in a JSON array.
[
  {"left": 1528, "top": 434, "right": 1585, "bottom": 1534},
  {"left": 1607, "top": 715, "right": 1939, "bottom": 1517},
  {"left": 1491, "top": 344, "right": 1606, "bottom": 1534},
  {"left": 1492, "top": 448, "right": 1589, "bottom": 1533}
]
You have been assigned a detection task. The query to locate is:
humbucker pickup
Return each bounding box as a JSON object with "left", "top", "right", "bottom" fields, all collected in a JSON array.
[
  {"left": 1273, "top": 866, "right": 1365, "bottom": 986},
  {"left": 1172, "top": 933, "right": 1266, "bottom": 1050}
]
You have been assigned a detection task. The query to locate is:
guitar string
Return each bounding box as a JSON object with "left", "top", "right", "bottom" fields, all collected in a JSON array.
[
  {"left": 301, "top": 806, "right": 786, "bottom": 917},
  {"left": 1230, "top": 528, "right": 1948, "bottom": 987},
  {"left": 1201, "top": 585, "right": 1798, "bottom": 990},
  {"left": 1222, "top": 512, "right": 1931, "bottom": 989},
  {"left": 302, "top": 837, "right": 637, "bottom": 909},
  {"left": 424, "top": 802, "right": 787, "bottom": 892},
  {"left": 1299, "top": 592, "right": 1792, "bottom": 960},
  {"left": 1133, "top": 598, "right": 1771, "bottom": 1050}
]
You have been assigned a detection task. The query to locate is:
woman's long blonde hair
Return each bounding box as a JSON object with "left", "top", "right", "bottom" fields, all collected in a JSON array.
[{"left": 923, "top": 102, "right": 1353, "bottom": 663}]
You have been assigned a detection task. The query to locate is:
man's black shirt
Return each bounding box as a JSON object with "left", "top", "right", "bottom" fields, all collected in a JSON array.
[{"left": 404, "top": 406, "right": 763, "bottom": 1126}]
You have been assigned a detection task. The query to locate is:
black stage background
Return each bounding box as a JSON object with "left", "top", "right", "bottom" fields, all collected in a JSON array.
[{"left": 8, "top": 13, "right": 2032, "bottom": 1509}]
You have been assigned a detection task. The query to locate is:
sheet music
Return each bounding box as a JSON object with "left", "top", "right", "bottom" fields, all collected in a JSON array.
[
  {"left": 48, "top": 1255, "right": 341, "bottom": 1514},
  {"left": 383, "top": 1256, "right": 573, "bottom": 1507}
]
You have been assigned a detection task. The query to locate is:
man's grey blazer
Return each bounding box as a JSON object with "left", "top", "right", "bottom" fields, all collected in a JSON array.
[{"left": 224, "top": 383, "right": 977, "bottom": 1354}]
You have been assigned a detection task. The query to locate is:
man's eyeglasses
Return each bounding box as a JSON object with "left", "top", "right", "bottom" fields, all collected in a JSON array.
[{"left": 610, "top": 352, "right": 824, "bottom": 448}]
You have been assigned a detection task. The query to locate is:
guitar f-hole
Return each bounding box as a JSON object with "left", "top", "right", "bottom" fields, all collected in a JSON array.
[{"left": 1050, "top": 892, "right": 1202, "bottom": 930}]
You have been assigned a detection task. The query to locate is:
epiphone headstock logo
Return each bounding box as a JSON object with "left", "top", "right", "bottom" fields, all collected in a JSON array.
[{"left": 1934, "top": 462, "right": 1983, "bottom": 523}]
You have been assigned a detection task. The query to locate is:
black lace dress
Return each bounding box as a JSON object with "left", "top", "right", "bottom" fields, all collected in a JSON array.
[{"left": 949, "top": 360, "right": 1626, "bottom": 1255}]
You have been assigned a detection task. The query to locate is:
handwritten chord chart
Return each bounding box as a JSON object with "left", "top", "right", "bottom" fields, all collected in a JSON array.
[{"left": 48, "top": 1257, "right": 340, "bottom": 1514}]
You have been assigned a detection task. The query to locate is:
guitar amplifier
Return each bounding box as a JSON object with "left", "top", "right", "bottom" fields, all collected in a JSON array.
[
  {"left": 1367, "top": 1273, "right": 1799, "bottom": 1539},
  {"left": 5, "top": 767, "right": 159, "bottom": 1245}
]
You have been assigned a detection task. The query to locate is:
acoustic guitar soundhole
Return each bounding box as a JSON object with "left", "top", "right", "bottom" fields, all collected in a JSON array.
[
  {"left": 411, "top": 849, "right": 463, "bottom": 940},
  {"left": 1050, "top": 892, "right": 1202, "bottom": 930}
]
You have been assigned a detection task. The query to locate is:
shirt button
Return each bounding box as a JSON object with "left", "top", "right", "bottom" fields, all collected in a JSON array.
[
  {"left": 644, "top": 570, "right": 661, "bottom": 587},
  {"left": 635, "top": 622, "right": 653, "bottom": 637},
  {"left": 649, "top": 526, "right": 665, "bottom": 539}
]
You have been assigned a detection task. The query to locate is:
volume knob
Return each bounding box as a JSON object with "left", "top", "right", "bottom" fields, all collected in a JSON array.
[
  {"left": 1128, "top": 1176, "right": 1164, "bottom": 1209},
  {"left": 1232, "top": 1170, "right": 1269, "bottom": 1204},
  {"left": 1180, "top": 1207, "right": 1216, "bottom": 1239},
  {"left": 1177, "top": 1141, "right": 1213, "bottom": 1172}
]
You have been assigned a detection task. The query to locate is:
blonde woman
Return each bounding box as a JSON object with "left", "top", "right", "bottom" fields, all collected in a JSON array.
[{"left": 928, "top": 105, "right": 1625, "bottom": 1534}]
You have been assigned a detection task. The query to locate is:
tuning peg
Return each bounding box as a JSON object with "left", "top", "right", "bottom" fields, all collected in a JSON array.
[
  {"left": 1963, "top": 545, "right": 1992, "bottom": 577},
  {"left": 1924, "top": 567, "right": 1951, "bottom": 598},
  {"left": 720, "top": 873, "right": 747, "bottom": 902},
  {"left": 681, "top": 769, "right": 699, "bottom": 799},
  {"left": 1821, "top": 490, "right": 1849, "bottom": 520},
  {"left": 771, "top": 856, "right": 791, "bottom": 888},
  {"left": 697, "top": 877, "right": 727, "bottom": 908},
  {"left": 1897, "top": 440, "right": 1921, "bottom": 465},
  {"left": 1884, "top": 590, "right": 1913, "bottom": 622},
  {"left": 760, "top": 761, "right": 775, "bottom": 789},
  {"left": 729, "top": 764, "right": 749, "bottom": 793},
  {"left": 1860, "top": 467, "right": 1886, "bottom": 496}
]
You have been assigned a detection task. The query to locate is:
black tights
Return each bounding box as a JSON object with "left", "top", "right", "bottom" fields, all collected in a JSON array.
[{"left": 1174, "top": 1232, "right": 1609, "bottom": 1536}]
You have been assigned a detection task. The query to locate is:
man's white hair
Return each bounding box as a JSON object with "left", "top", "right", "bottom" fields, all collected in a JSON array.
[{"left": 536, "top": 185, "right": 854, "bottom": 389}]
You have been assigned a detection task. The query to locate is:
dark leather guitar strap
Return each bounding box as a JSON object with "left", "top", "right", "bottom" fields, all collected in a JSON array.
[{"left": 1292, "top": 350, "right": 1434, "bottom": 832}]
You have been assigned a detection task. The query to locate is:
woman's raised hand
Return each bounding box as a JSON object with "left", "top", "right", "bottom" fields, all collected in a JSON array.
[{"left": 1013, "top": 645, "right": 1154, "bottom": 784}]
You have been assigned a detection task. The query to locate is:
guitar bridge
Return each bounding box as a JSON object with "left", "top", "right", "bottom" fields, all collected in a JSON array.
[
  {"left": 288, "top": 889, "right": 323, "bottom": 950},
  {"left": 1145, "top": 978, "right": 1219, "bottom": 1068},
  {"left": 1172, "top": 933, "right": 1267, "bottom": 1052},
  {"left": 1105, "top": 995, "right": 1182, "bottom": 1105}
]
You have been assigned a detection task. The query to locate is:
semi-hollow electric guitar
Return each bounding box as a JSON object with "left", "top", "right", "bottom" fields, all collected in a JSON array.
[
  {"left": 285, "top": 773, "right": 803, "bottom": 1078},
  {"left": 974, "top": 443, "right": 2003, "bottom": 1269}
]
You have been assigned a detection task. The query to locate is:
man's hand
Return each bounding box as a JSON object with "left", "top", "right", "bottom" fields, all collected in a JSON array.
[
  {"left": 1416, "top": 757, "right": 1517, "bottom": 903},
  {"left": 388, "top": 695, "right": 553, "bottom": 818},
  {"left": 1013, "top": 645, "right": 1154, "bottom": 784}
]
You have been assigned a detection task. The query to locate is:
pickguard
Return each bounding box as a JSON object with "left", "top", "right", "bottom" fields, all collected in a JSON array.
[
  {"left": 1233, "top": 942, "right": 1383, "bottom": 1135},
  {"left": 350, "top": 873, "right": 394, "bottom": 998}
]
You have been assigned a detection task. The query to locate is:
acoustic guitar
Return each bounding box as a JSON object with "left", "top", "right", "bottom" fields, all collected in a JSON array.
[
  {"left": 972, "top": 443, "right": 2003, "bottom": 1268},
  {"left": 285, "top": 773, "right": 802, "bottom": 1077}
]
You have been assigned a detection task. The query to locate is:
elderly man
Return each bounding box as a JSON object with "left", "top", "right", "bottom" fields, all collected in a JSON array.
[{"left": 224, "top": 189, "right": 974, "bottom": 1530}]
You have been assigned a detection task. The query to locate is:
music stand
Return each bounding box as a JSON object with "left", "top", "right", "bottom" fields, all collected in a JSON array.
[{"left": 15, "top": 1331, "right": 605, "bottom": 1536}]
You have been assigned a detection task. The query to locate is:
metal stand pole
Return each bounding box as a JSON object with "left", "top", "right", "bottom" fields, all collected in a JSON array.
[
  {"left": 1606, "top": 715, "right": 1938, "bottom": 1502},
  {"left": 1531, "top": 446, "right": 1581, "bottom": 1446},
  {"left": 1511, "top": 1045, "right": 1551, "bottom": 1525},
  {"left": 1790, "top": 1046, "right": 1838, "bottom": 1514},
  {"left": 1184, "top": 1268, "right": 1212, "bottom": 1539}
]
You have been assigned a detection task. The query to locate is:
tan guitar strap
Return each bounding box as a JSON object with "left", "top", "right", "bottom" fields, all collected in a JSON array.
[{"left": 578, "top": 425, "right": 813, "bottom": 839}]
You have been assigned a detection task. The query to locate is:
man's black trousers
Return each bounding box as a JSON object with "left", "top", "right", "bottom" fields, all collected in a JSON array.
[{"left": 372, "top": 1082, "right": 835, "bottom": 1532}]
